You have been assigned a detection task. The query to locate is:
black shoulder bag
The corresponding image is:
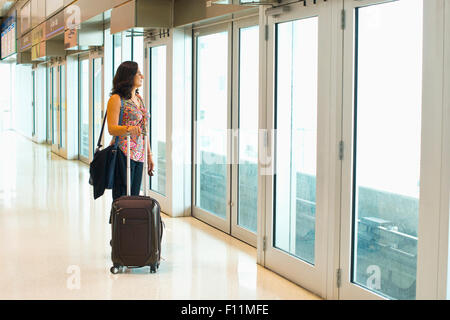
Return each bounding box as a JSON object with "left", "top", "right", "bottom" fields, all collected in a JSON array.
[{"left": 89, "top": 98, "right": 124, "bottom": 199}]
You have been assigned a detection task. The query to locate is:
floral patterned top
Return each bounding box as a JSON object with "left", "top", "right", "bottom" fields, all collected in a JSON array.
[{"left": 115, "top": 94, "right": 149, "bottom": 162}]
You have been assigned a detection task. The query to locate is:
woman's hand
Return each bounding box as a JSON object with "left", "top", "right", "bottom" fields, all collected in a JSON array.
[
  {"left": 148, "top": 154, "right": 155, "bottom": 176},
  {"left": 128, "top": 126, "right": 141, "bottom": 136}
]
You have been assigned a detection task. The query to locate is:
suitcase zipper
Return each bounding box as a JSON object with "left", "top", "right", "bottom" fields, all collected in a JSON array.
[{"left": 121, "top": 218, "right": 148, "bottom": 225}]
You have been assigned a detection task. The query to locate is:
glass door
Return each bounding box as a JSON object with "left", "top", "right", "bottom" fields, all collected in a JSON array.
[
  {"left": 78, "top": 51, "right": 104, "bottom": 164},
  {"left": 339, "top": 0, "right": 425, "bottom": 300},
  {"left": 51, "top": 64, "right": 59, "bottom": 153},
  {"left": 79, "top": 55, "right": 90, "bottom": 163},
  {"left": 193, "top": 24, "right": 232, "bottom": 233},
  {"left": 92, "top": 55, "right": 104, "bottom": 155},
  {"left": 33, "top": 64, "right": 47, "bottom": 143},
  {"left": 32, "top": 70, "right": 36, "bottom": 137},
  {"left": 192, "top": 19, "right": 260, "bottom": 246},
  {"left": 46, "top": 66, "right": 51, "bottom": 144},
  {"left": 264, "top": 1, "right": 333, "bottom": 297},
  {"left": 50, "top": 61, "right": 68, "bottom": 158},
  {"left": 143, "top": 38, "right": 170, "bottom": 210},
  {"left": 148, "top": 44, "right": 167, "bottom": 197},
  {"left": 60, "top": 64, "right": 66, "bottom": 152},
  {"left": 231, "top": 17, "right": 259, "bottom": 246}
]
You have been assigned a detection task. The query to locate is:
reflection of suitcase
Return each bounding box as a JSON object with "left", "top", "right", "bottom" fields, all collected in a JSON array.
[{"left": 109, "top": 134, "right": 164, "bottom": 274}]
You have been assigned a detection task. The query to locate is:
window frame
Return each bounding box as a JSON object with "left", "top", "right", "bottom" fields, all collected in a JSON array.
[{"left": 191, "top": 22, "right": 233, "bottom": 234}]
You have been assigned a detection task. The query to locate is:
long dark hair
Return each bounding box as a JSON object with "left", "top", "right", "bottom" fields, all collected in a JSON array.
[{"left": 110, "top": 61, "right": 139, "bottom": 99}]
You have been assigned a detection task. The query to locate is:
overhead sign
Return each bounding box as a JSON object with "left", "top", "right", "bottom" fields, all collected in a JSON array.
[
  {"left": 45, "top": 11, "right": 65, "bottom": 40},
  {"left": 64, "top": 4, "right": 81, "bottom": 30},
  {"left": 31, "top": 41, "right": 46, "bottom": 60},
  {"left": 19, "top": 32, "right": 32, "bottom": 52},
  {"left": 1, "top": 20, "right": 17, "bottom": 59},
  {"left": 32, "top": 23, "right": 45, "bottom": 46}
]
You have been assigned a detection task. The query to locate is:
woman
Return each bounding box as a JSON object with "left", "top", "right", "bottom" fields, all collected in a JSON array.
[{"left": 107, "top": 61, "right": 155, "bottom": 200}]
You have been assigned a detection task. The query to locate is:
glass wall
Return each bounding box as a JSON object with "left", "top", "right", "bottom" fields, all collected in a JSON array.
[
  {"left": 113, "top": 32, "right": 135, "bottom": 74},
  {"left": 122, "top": 32, "right": 132, "bottom": 62},
  {"left": 133, "top": 33, "right": 145, "bottom": 101},
  {"left": 351, "top": 0, "right": 423, "bottom": 300},
  {"left": 113, "top": 33, "right": 122, "bottom": 75},
  {"left": 0, "top": 64, "right": 13, "bottom": 131},
  {"left": 195, "top": 31, "right": 229, "bottom": 219}
]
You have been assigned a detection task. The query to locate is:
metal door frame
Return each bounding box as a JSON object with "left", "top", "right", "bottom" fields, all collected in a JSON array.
[
  {"left": 339, "top": 0, "right": 445, "bottom": 300},
  {"left": 231, "top": 16, "right": 260, "bottom": 247},
  {"left": 31, "top": 69, "right": 35, "bottom": 137},
  {"left": 78, "top": 53, "right": 91, "bottom": 164},
  {"left": 144, "top": 37, "right": 172, "bottom": 213},
  {"left": 192, "top": 22, "right": 233, "bottom": 234},
  {"left": 49, "top": 58, "right": 68, "bottom": 159},
  {"left": 90, "top": 50, "right": 105, "bottom": 162},
  {"left": 263, "top": 0, "right": 335, "bottom": 299}
]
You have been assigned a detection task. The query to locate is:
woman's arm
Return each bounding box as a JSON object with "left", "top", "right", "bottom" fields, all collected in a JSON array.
[
  {"left": 107, "top": 94, "right": 128, "bottom": 136},
  {"left": 107, "top": 94, "right": 141, "bottom": 136}
]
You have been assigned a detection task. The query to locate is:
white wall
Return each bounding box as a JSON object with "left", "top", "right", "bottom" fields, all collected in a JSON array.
[
  {"left": 0, "top": 63, "right": 13, "bottom": 131},
  {"left": 13, "top": 64, "right": 33, "bottom": 138}
]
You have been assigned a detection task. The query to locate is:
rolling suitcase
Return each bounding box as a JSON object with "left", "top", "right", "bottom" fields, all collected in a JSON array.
[{"left": 109, "top": 132, "right": 164, "bottom": 274}]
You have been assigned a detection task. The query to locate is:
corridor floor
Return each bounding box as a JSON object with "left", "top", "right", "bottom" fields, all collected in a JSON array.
[{"left": 0, "top": 130, "right": 320, "bottom": 300}]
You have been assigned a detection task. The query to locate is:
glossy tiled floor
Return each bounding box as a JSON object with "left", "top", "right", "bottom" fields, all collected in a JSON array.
[{"left": 0, "top": 130, "right": 320, "bottom": 300}]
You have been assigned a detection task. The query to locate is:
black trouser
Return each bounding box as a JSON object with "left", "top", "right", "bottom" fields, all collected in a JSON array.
[{"left": 112, "top": 149, "right": 143, "bottom": 200}]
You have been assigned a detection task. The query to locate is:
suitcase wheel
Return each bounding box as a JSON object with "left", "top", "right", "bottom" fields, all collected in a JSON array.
[
  {"left": 150, "top": 265, "right": 157, "bottom": 273},
  {"left": 110, "top": 266, "right": 120, "bottom": 274}
]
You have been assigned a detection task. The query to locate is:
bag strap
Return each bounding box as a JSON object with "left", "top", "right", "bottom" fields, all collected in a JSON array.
[
  {"left": 96, "top": 112, "right": 108, "bottom": 149},
  {"left": 96, "top": 97, "right": 124, "bottom": 149}
]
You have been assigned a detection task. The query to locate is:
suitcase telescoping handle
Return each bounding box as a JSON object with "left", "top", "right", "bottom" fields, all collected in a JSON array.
[
  {"left": 126, "top": 122, "right": 149, "bottom": 197},
  {"left": 126, "top": 134, "right": 131, "bottom": 196}
]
